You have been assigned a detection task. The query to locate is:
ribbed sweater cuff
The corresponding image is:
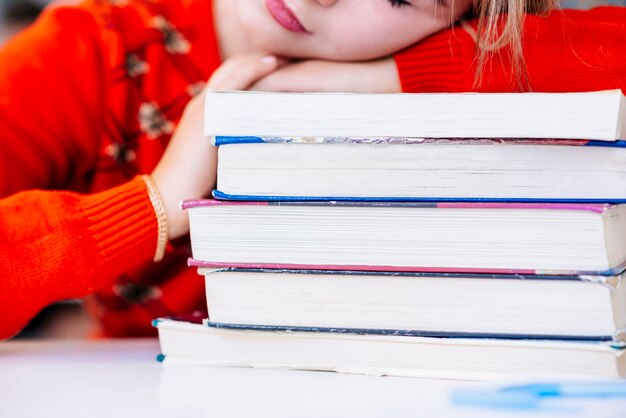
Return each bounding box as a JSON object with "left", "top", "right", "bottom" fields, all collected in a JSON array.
[
  {"left": 81, "top": 176, "right": 157, "bottom": 276},
  {"left": 394, "top": 27, "right": 471, "bottom": 93}
]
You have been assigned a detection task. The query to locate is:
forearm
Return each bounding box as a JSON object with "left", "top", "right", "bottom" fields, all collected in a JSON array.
[{"left": 0, "top": 177, "right": 157, "bottom": 339}]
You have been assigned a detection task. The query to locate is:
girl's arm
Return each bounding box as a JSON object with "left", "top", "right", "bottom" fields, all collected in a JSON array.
[
  {"left": 250, "top": 58, "right": 401, "bottom": 93},
  {"left": 0, "top": 3, "right": 282, "bottom": 339},
  {"left": 0, "top": 182, "right": 158, "bottom": 340},
  {"left": 0, "top": 6, "right": 158, "bottom": 339}
]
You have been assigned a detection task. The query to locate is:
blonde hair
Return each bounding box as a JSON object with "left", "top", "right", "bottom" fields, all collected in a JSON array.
[{"left": 470, "top": 0, "right": 557, "bottom": 89}]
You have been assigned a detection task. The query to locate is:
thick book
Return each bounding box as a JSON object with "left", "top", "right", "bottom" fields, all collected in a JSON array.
[
  {"left": 204, "top": 90, "right": 626, "bottom": 141},
  {"left": 154, "top": 318, "right": 626, "bottom": 380},
  {"left": 197, "top": 267, "right": 626, "bottom": 341},
  {"left": 212, "top": 139, "right": 626, "bottom": 202},
  {"left": 184, "top": 200, "right": 626, "bottom": 275}
]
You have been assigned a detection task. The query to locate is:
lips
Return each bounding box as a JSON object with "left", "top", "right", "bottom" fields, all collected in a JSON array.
[{"left": 265, "top": 0, "right": 309, "bottom": 33}]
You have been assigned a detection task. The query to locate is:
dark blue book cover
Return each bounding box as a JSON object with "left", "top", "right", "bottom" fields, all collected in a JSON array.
[
  {"left": 205, "top": 322, "right": 620, "bottom": 343},
  {"left": 211, "top": 137, "right": 626, "bottom": 203},
  {"left": 213, "top": 135, "right": 626, "bottom": 147}
]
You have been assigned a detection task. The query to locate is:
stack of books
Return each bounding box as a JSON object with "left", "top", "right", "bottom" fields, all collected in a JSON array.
[{"left": 156, "top": 90, "right": 626, "bottom": 380}]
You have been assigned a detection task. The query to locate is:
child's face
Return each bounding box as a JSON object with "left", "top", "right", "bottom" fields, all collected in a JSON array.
[{"left": 234, "top": 0, "right": 474, "bottom": 61}]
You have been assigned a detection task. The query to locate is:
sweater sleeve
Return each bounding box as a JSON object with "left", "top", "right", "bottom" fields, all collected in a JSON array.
[
  {"left": 0, "top": 178, "right": 157, "bottom": 340},
  {"left": 0, "top": 7, "right": 158, "bottom": 339},
  {"left": 394, "top": 7, "right": 626, "bottom": 94}
]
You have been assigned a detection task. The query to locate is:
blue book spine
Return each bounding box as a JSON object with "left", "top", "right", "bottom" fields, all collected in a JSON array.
[
  {"left": 213, "top": 135, "right": 626, "bottom": 147},
  {"left": 212, "top": 190, "right": 626, "bottom": 204},
  {"left": 206, "top": 322, "right": 616, "bottom": 342}
]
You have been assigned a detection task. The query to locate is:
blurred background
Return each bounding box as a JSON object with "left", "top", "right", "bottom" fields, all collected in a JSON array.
[
  {"left": 1, "top": 1, "right": 84, "bottom": 44},
  {"left": 0, "top": 0, "right": 47, "bottom": 43},
  {"left": 1, "top": 0, "right": 625, "bottom": 339}
]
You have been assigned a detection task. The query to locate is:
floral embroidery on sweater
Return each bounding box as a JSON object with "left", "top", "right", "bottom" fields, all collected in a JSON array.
[
  {"left": 83, "top": 0, "right": 218, "bottom": 336},
  {"left": 138, "top": 102, "right": 175, "bottom": 139},
  {"left": 125, "top": 53, "right": 150, "bottom": 78},
  {"left": 151, "top": 15, "right": 191, "bottom": 54},
  {"left": 104, "top": 142, "right": 137, "bottom": 163}
]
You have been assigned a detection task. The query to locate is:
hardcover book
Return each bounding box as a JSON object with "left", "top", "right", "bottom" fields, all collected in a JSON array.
[
  {"left": 184, "top": 200, "right": 626, "bottom": 275},
  {"left": 212, "top": 139, "right": 626, "bottom": 202},
  {"left": 154, "top": 318, "right": 626, "bottom": 380},
  {"left": 204, "top": 90, "right": 626, "bottom": 141},
  {"left": 197, "top": 267, "right": 626, "bottom": 341}
]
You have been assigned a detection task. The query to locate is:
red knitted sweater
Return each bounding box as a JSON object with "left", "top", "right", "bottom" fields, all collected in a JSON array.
[{"left": 0, "top": 1, "right": 624, "bottom": 339}]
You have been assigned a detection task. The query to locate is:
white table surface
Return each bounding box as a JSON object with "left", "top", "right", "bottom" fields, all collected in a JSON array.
[{"left": 1, "top": 339, "right": 625, "bottom": 418}]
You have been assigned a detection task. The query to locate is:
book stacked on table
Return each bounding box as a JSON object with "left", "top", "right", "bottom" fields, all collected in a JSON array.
[{"left": 156, "top": 90, "right": 626, "bottom": 380}]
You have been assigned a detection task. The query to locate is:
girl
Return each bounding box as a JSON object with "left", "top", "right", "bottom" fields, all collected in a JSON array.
[{"left": 0, "top": 0, "right": 624, "bottom": 339}]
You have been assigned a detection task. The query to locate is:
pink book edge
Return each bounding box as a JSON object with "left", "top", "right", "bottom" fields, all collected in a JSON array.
[
  {"left": 182, "top": 199, "right": 609, "bottom": 214},
  {"left": 181, "top": 200, "right": 270, "bottom": 209},
  {"left": 436, "top": 202, "right": 609, "bottom": 213}
]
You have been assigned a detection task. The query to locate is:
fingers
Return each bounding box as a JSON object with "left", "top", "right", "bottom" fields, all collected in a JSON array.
[{"left": 207, "top": 54, "right": 288, "bottom": 91}]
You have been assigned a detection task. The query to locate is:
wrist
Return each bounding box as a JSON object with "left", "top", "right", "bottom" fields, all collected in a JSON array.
[
  {"left": 149, "top": 169, "right": 189, "bottom": 241},
  {"left": 141, "top": 174, "right": 169, "bottom": 261}
]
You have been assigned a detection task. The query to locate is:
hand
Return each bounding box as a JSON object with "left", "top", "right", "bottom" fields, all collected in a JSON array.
[
  {"left": 151, "top": 54, "right": 282, "bottom": 240},
  {"left": 251, "top": 57, "right": 401, "bottom": 93}
]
